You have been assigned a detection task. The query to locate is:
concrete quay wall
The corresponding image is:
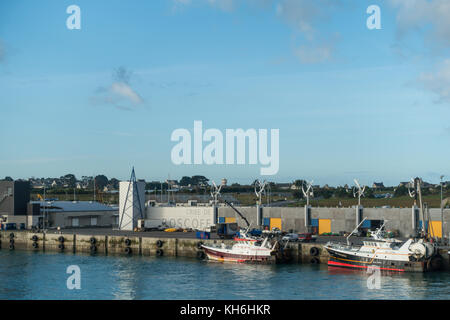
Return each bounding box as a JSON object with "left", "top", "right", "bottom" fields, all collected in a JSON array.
[{"left": 1, "top": 231, "right": 449, "bottom": 271}]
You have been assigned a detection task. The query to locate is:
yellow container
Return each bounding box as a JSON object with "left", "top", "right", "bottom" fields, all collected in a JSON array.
[
  {"left": 319, "top": 219, "right": 331, "bottom": 234},
  {"left": 429, "top": 221, "right": 442, "bottom": 238},
  {"left": 270, "top": 218, "right": 282, "bottom": 231}
]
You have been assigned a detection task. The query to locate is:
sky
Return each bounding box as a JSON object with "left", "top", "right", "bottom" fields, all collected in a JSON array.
[{"left": 0, "top": 0, "right": 450, "bottom": 186}]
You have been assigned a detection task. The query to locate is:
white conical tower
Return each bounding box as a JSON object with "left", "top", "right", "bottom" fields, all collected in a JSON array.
[{"left": 118, "top": 167, "right": 145, "bottom": 231}]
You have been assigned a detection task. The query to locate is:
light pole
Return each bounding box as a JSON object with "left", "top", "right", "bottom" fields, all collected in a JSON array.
[
  {"left": 441, "top": 175, "right": 445, "bottom": 242},
  {"left": 43, "top": 186, "right": 46, "bottom": 231}
]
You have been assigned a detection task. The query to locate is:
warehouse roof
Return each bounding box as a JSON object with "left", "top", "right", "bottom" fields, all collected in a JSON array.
[{"left": 31, "top": 201, "right": 117, "bottom": 213}]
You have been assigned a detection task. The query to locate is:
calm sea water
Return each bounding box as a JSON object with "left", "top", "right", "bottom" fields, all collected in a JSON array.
[{"left": 0, "top": 250, "right": 449, "bottom": 300}]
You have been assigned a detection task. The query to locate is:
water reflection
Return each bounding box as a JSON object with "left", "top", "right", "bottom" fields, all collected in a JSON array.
[
  {"left": 325, "top": 265, "right": 446, "bottom": 299},
  {"left": 0, "top": 251, "right": 449, "bottom": 300},
  {"left": 200, "top": 261, "right": 279, "bottom": 299}
]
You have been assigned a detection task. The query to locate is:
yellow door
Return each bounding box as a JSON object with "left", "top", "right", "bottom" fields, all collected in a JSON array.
[
  {"left": 270, "top": 218, "right": 282, "bottom": 231},
  {"left": 225, "top": 217, "right": 236, "bottom": 223},
  {"left": 429, "top": 221, "right": 442, "bottom": 238},
  {"left": 319, "top": 219, "right": 331, "bottom": 234}
]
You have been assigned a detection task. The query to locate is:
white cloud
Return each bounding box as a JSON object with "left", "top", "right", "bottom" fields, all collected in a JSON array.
[
  {"left": 91, "top": 67, "right": 144, "bottom": 110},
  {"left": 171, "top": 0, "right": 342, "bottom": 64},
  {"left": 111, "top": 82, "right": 143, "bottom": 104},
  {"left": 419, "top": 59, "right": 450, "bottom": 104},
  {"left": 275, "top": 0, "right": 323, "bottom": 41},
  {"left": 207, "top": 0, "right": 234, "bottom": 12},
  {"left": 295, "top": 44, "right": 333, "bottom": 64},
  {"left": 387, "top": 1, "right": 450, "bottom": 105},
  {"left": 389, "top": 0, "right": 450, "bottom": 48}
]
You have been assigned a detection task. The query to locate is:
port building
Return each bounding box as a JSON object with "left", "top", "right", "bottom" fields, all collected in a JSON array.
[{"left": 1, "top": 179, "right": 449, "bottom": 238}]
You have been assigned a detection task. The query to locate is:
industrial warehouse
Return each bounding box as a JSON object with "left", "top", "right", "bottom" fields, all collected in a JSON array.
[
  {"left": 1, "top": 176, "right": 449, "bottom": 239},
  {"left": 1, "top": 173, "right": 449, "bottom": 274}
]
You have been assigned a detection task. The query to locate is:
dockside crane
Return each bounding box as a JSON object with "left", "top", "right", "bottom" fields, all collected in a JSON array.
[{"left": 223, "top": 199, "right": 250, "bottom": 229}]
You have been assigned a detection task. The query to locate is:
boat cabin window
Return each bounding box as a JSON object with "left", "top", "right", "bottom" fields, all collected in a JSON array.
[{"left": 364, "top": 241, "right": 382, "bottom": 247}]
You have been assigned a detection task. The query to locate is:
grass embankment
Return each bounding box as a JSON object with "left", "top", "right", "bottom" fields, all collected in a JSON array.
[
  {"left": 32, "top": 192, "right": 447, "bottom": 208},
  {"left": 287, "top": 195, "right": 445, "bottom": 208},
  {"left": 235, "top": 194, "right": 448, "bottom": 208}
]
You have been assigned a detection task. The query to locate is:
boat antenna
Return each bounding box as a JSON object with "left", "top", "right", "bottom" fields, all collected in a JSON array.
[{"left": 346, "top": 217, "right": 367, "bottom": 246}]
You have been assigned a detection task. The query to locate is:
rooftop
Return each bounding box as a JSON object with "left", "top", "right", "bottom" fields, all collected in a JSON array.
[{"left": 31, "top": 201, "right": 117, "bottom": 213}]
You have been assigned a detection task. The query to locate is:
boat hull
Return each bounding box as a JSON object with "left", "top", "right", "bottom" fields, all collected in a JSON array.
[
  {"left": 202, "top": 246, "right": 275, "bottom": 264},
  {"left": 325, "top": 247, "right": 431, "bottom": 272}
]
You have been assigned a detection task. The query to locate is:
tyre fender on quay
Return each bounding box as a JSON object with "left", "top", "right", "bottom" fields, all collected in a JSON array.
[
  {"left": 310, "top": 247, "right": 319, "bottom": 256},
  {"left": 196, "top": 251, "right": 205, "bottom": 260},
  {"left": 310, "top": 257, "right": 320, "bottom": 264}
]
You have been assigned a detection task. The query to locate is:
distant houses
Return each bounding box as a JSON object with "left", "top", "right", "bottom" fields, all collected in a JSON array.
[
  {"left": 372, "top": 182, "right": 385, "bottom": 190},
  {"left": 398, "top": 181, "right": 441, "bottom": 189},
  {"left": 166, "top": 179, "right": 180, "bottom": 189},
  {"left": 276, "top": 183, "right": 291, "bottom": 190},
  {"left": 21, "top": 175, "right": 450, "bottom": 196}
]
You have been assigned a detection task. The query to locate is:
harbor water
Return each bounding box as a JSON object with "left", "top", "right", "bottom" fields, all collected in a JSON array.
[{"left": 1, "top": 250, "right": 449, "bottom": 300}]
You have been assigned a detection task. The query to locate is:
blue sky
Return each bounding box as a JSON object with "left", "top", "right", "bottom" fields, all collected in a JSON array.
[{"left": 1, "top": 0, "right": 450, "bottom": 186}]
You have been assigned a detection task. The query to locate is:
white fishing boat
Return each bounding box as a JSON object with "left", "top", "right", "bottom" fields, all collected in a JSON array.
[
  {"left": 324, "top": 219, "right": 443, "bottom": 272},
  {"left": 201, "top": 199, "right": 277, "bottom": 263},
  {"left": 201, "top": 229, "right": 277, "bottom": 264}
]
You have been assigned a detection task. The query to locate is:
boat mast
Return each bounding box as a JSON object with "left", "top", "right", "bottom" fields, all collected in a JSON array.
[
  {"left": 415, "top": 177, "right": 427, "bottom": 237},
  {"left": 346, "top": 217, "right": 367, "bottom": 245},
  {"left": 372, "top": 220, "right": 388, "bottom": 240}
]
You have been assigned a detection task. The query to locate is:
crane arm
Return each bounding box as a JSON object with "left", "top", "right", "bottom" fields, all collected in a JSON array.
[{"left": 223, "top": 199, "right": 250, "bottom": 228}]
